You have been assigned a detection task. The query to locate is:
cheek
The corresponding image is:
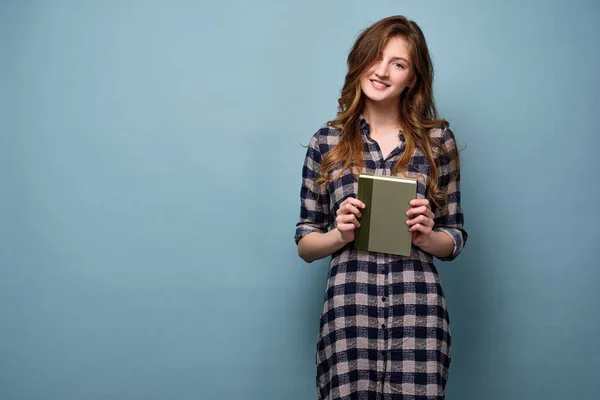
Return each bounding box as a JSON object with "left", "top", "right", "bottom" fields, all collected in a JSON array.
[
  {"left": 392, "top": 72, "right": 413, "bottom": 87},
  {"left": 360, "top": 74, "right": 372, "bottom": 89}
]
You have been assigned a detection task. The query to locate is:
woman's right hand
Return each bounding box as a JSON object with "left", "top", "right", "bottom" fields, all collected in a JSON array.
[{"left": 335, "top": 197, "right": 366, "bottom": 244}]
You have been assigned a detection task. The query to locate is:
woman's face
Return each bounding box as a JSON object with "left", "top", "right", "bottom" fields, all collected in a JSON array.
[{"left": 360, "top": 36, "right": 416, "bottom": 106}]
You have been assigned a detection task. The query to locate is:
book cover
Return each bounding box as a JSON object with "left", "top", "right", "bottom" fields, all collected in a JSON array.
[{"left": 354, "top": 173, "right": 417, "bottom": 256}]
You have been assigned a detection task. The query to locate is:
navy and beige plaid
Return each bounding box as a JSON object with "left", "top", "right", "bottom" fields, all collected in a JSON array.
[{"left": 295, "top": 118, "right": 467, "bottom": 399}]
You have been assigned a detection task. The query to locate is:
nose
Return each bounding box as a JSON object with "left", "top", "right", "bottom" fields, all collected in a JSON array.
[{"left": 374, "top": 60, "right": 388, "bottom": 78}]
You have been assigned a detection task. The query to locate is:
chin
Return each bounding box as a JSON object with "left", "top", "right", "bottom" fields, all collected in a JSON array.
[{"left": 363, "top": 91, "right": 391, "bottom": 103}]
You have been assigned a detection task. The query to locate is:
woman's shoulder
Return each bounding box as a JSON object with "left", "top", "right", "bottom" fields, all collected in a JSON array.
[
  {"left": 428, "top": 123, "right": 456, "bottom": 148},
  {"left": 307, "top": 123, "right": 343, "bottom": 153}
]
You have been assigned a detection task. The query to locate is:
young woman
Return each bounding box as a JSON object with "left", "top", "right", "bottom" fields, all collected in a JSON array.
[{"left": 295, "top": 16, "right": 468, "bottom": 399}]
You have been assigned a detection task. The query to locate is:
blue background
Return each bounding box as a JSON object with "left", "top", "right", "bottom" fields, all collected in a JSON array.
[{"left": 1, "top": 0, "right": 599, "bottom": 399}]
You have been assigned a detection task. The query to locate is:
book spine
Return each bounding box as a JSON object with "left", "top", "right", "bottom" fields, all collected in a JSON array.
[{"left": 354, "top": 177, "right": 373, "bottom": 251}]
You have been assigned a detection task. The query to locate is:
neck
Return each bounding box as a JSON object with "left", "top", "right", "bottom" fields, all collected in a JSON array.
[{"left": 362, "top": 98, "right": 401, "bottom": 131}]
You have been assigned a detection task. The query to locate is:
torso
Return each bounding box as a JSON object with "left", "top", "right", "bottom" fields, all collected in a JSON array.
[{"left": 312, "top": 120, "right": 452, "bottom": 399}]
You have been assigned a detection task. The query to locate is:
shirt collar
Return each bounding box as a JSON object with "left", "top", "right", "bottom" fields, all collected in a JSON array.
[
  {"left": 358, "top": 115, "right": 405, "bottom": 140},
  {"left": 359, "top": 115, "right": 370, "bottom": 136}
]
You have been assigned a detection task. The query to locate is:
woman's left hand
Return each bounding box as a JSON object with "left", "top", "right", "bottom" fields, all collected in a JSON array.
[{"left": 406, "top": 199, "right": 435, "bottom": 247}]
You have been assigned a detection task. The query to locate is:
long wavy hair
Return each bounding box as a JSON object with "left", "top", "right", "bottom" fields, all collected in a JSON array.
[{"left": 318, "top": 15, "right": 456, "bottom": 209}]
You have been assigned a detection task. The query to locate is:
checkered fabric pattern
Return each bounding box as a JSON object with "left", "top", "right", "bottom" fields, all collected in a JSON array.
[{"left": 295, "top": 118, "right": 467, "bottom": 400}]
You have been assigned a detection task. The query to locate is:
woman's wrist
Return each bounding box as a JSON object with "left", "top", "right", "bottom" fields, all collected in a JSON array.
[{"left": 418, "top": 230, "right": 454, "bottom": 258}]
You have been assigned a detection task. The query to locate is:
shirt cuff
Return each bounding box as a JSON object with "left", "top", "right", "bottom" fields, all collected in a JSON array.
[
  {"left": 294, "top": 224, "right": 328, "bottom": 245},
  {"left": 433, "top": 227, "right": 464, "bottom": 261}
]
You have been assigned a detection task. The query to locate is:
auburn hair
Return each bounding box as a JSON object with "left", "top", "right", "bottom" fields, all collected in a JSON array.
[{"left": 318, "top": 15, "right": 457, "bottom": 209}]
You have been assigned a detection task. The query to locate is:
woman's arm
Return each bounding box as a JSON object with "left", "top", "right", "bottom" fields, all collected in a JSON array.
[
  {"left": 295, "top": 130, "right": 335, "bottom": 262},
  {"left": 298, "top": 229, "right": 347, "bottom": 263},
  {"left": 406, "top": 127, "right": 467, "bottom": 260},
  {"left": 406, "top": 198, "right": 455, "bottom": 259},
  {"left": 298, "top": 197, "right": 365, "bottom": 263}
]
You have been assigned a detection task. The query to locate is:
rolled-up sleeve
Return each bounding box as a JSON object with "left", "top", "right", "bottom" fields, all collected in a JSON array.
[
  {"left": 294, "top": 132, "right": 331, "bottom": 245},
  {"left": 433, "top": 128, "right": 468, "bottom": 261}
]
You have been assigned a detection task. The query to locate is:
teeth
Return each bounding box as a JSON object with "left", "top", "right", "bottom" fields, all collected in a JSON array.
[{"left": 372, "top": 80, "right": 387, "bottom": 88}]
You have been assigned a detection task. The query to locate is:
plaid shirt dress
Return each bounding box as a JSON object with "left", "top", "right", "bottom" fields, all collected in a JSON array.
[{"left": 295, "top": 118, "right": 467, "bottom": 400}]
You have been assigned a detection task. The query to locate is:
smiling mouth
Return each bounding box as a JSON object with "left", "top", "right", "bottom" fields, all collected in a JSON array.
[{"left": 371, "top": 79, "right": 390, "bottom": 88}]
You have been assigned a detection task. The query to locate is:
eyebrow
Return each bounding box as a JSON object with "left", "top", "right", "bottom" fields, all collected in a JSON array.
[{"left": 390, "top": 56, "right": 411, "bottom": 64}]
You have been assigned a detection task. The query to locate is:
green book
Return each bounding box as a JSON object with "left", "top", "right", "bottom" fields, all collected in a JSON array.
[{"left": 354, "top": 173, "right": 417, "bottom": 256}]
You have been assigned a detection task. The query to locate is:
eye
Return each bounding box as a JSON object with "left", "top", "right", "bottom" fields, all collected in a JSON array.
[{"left": 394, "top": 63, "right": 405, "bottom": 69}]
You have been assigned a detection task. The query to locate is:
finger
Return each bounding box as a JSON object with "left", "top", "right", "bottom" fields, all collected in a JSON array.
[
  {"left": 408, "top": 223, "right": 432, "bottom": 234},
  {"left": 426, "top": 215, "right": 435, "bottom": 228},
  {"left": 337, "top": 203, "right": 358, "bottom": 216},
  {"left": 337, "top": 214, "right": 357, "bottom": 223},
  {"left": 416, "top": 214, "right": 434, "bottom": 227},
  {"left": 427, "top": 209, "right": 435, "bottom": 221},
  {"left": 406, "top": 205, "right": 429, "bottom": 217},
  {"left": 337, "top": 214, "right": 360, "bottom": 227},
  {"left": 338, "top": 203, "right": 361, "bottom": 218},
  {"left": 409, "top": 199, "right": 430, "bottom": 208},
  {"left": 337, "top": 219, "right": 359, "bottom": 231},
  {"left": 347, "top": 203, "right": 362, "bottom": 217},
  {"left": 343, "top": 197, "right": 366, "bottom": 209},
  {"left": 406, "top": 216, "right": 419, "bottom": 226},
  {"left": 408, "top": 223, "right": 421, "bottom": 232},
  {"left": 407, "top": 215, "right": 434, "bottom": 228},
  {"left": 337, "top": 223, "right": 357, "bottom": 232}
]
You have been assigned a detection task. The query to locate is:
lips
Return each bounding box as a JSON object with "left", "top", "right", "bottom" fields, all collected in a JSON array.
[{"left": 370, "top": 79, "right": 390, "bottom": 89}]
